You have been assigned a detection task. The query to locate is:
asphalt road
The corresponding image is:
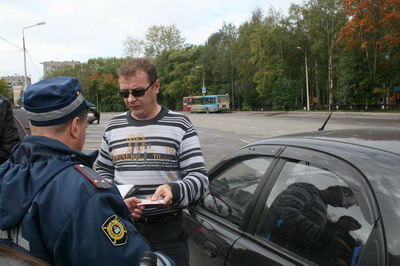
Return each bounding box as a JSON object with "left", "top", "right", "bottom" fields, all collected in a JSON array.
[{"left": 83, "top": 111, "right": 400, "bottom": 169}]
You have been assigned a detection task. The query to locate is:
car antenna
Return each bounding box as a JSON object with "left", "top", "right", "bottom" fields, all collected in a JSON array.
[{"left": 318, "top": 111, "right": 333, "bottom": 131}]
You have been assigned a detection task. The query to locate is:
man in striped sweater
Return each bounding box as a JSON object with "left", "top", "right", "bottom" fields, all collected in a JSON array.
[{"left": 96, "top": 57, "right": 209, "bottom": 266}]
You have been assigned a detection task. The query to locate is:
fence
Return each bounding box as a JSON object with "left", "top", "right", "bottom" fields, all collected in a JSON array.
[{"left": 328, "top": 104, "right": 400, "bottom": 112}]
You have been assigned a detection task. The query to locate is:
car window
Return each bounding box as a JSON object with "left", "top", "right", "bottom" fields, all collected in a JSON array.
[
  {"left": 255, "top": 160, "right": 372, "bottom": 266},
  {"left": 199, "top": 157, "right": 273, "bottom": 226}
]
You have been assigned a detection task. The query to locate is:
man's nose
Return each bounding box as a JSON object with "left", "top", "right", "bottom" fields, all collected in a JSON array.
[{"left": 128, "top": 93, "right": 137, "bottom": 101}]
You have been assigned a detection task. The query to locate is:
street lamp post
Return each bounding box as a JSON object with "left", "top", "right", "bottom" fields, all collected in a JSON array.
[
  {"left": 297, "top": 46, "right": 310, "bottom": 111},
  {"left": 202, "top": 69, "right": 205, "bottom": 89},
  {"left": 196, "top": 65, "right": 206, "bottom": 95},
  {"left": 230, "top": 49, "right": 234, "bottom": 111},
  {"left": 23, "top": 22, "right": 45, "bottom": 89}
]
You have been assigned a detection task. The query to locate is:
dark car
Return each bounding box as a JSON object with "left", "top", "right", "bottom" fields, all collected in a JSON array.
[
  {"left": 184, "top": 128, "right": 400, "bottom": 266},
  {"left": 12, "top": 107, "right": 30, "bottom": 138},
  {"left": 88, "top": 108, "right": 100, "bottom": 124}
]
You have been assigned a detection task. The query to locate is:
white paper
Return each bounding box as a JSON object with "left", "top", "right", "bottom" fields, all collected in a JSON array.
[{"left": 116, "top": 184, "right": 135, "bottom": 198}]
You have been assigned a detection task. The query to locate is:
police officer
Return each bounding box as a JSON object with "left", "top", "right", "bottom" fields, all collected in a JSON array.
[{"left": 0, "top": 77, "right": 174, "bottom": 266}]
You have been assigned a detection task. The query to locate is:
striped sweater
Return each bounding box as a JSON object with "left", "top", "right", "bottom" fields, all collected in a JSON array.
[{"left": 96, "top": 106, "right": 209, "bottom": 216}]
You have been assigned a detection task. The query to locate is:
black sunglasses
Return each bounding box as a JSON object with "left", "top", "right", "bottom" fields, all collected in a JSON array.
[{"left": 118, "top": 80, "right": 156, "bottom": 98}]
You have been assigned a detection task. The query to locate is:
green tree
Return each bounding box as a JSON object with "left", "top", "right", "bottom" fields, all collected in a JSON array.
[
  {"left": 85, "top": 72, "right": 123, "bottom": 112},
  {"left": 0, "top": 79, "right": 12, "bottom": 99},
  {"left": 271, "top": 78, "right": 299, "bottom": 110},
  {"left": 249, "top": 8, "right": 290, "bottom": 108},
  {"left": 338, "top": 49, "right": 377, "bottom": 104},
  {"left": 301, "top": 0, "right": 347, "bottom": 107},
  {"left": 201, "top": 22, "right": 238, "bottom": 108},
  {"left": 122, "top": 36, "right": 145, "bottom": 57},
  {"left": 235, "top": 9, "right": 265, "bottom": 110},
  {"left": 155, "top": 46, "right": 203, "bottom": 110},
  {"left": 44, "top": 57, "right": 127, "bottom": 111},
  {"left": 145, "top": 25, "right": 186, "bottom": 57}
]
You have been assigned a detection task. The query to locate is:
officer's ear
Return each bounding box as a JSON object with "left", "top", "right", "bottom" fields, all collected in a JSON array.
[{"left": 69, "top": 116, "right": 80, "bottom": 139}]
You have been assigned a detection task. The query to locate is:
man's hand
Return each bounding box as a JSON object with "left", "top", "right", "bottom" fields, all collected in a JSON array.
[
  {"left": 336, "top": 215, "right": 361, "bottom": 231},
  {"left": 151, "top": 184, "right": 173, "bottom": 205},
  {"left": 124, "top": 197, "right": 145, "bottom": 220},
  {"left": 331, "top": 236, "right": 352, "bottom": 254}
]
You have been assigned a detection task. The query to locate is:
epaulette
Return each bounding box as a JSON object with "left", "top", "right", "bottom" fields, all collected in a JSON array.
[{"left": 74, "top": 164, "right": 112, "bottom": 189}]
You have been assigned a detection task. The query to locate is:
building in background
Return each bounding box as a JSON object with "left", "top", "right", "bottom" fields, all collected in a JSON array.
[
  {"left": 42, "top": 60, "right": 80, "bottom": 77},
  {"left": 0, "top": 75, "right": 28, "bottom": 106}
]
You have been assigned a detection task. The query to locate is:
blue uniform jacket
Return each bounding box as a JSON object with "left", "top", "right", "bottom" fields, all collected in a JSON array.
[{"left": 0, "top": 136, "right": 173, "bottom": 266}]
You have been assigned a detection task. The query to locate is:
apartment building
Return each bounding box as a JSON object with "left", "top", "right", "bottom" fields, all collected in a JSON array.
[{"left": 42, "top": 60, "right": 80, "bottom": 77}]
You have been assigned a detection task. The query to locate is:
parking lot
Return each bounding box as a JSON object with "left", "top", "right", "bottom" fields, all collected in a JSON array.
[{"left": 84, "top": 111, "right": 400, "bottom": 169}]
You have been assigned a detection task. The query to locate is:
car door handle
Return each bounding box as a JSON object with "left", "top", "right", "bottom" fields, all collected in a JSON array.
[{"left": 204, "top": 240, "right": 217, "bottom": 258}]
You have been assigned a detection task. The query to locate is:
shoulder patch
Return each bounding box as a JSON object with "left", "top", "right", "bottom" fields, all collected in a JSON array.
[
  {"left": 74, "top": 164, "right": 112, "bottom": 189},
  {"left": 101, "top": 215, "right": 128, "bottom": 246}
]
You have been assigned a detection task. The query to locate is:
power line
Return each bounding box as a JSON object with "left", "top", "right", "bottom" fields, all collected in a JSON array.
[
  {"left": 0, "top": 35, "right": 42, "bottom": 79},
  {"left": 0, "top": 50, "right": 22, "bottom": 55},
  {"left": 25, "top": 49, "right": 43, "bottom": 77},
  {"left": 0, "top": 35, "right": 22, "bottom": 50}
]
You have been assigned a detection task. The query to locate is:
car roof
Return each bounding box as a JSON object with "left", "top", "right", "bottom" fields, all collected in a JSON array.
[
  {"left": 12, "top": 107, "right": 31, "bottom": 137},
  {"left": 238, "top": 127, "right": 400, "bottom": 194},
  {"left": 248, "top": 128, "right": 400, "bottom": 156}
]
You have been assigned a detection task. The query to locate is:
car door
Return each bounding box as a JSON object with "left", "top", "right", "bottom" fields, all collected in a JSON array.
[
  {"left": 185, "top": 145, "right": 283, "bottom": 266},
  {"left": 226, "top": 146, "right": 384, "bottom": 266}
]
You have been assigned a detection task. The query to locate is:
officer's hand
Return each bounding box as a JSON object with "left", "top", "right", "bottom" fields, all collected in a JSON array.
[
  {"left": 151, "top": 184, "right": 173, "bottom": 205},
  {"left": 124, "top": 197, "right": 145, "bottom": 220}
]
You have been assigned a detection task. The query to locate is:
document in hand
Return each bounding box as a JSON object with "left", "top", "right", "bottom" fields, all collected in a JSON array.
[
  {"left": 116, "top": 185, "right": 165, "bottom": 205},
  {"left": 136, "top": 199, "right": 165, "bottom": 206}
]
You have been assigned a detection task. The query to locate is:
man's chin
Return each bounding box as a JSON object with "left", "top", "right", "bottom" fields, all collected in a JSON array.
[{"left": 130, "top": 109, "right": 145, "bottom": 119}]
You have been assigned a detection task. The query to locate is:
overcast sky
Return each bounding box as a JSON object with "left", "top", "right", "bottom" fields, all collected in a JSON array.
[{"left": 1, "top": 0, "right": 302, "bottom": 84}]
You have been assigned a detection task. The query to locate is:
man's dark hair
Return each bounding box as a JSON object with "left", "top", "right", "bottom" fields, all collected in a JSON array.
[{"left": 117, "top": 57, "right": 158, "bottom": 83}]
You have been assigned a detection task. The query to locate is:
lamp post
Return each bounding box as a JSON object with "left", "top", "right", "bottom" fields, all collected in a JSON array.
[
  {"left": 297, "top": 46, "right": 310, "bottom": 111},
  {"left": 196, "top": 65, "right": 206, "bottom": 95},
  {"left": 202, "top": 69, "right": 205, "bottom": 89},
  {"left": 230, "top": 49, "right": 234, "bottom": 111},
  {"left": 23, "top": 22, "right": 45, "bottom": 89}
]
